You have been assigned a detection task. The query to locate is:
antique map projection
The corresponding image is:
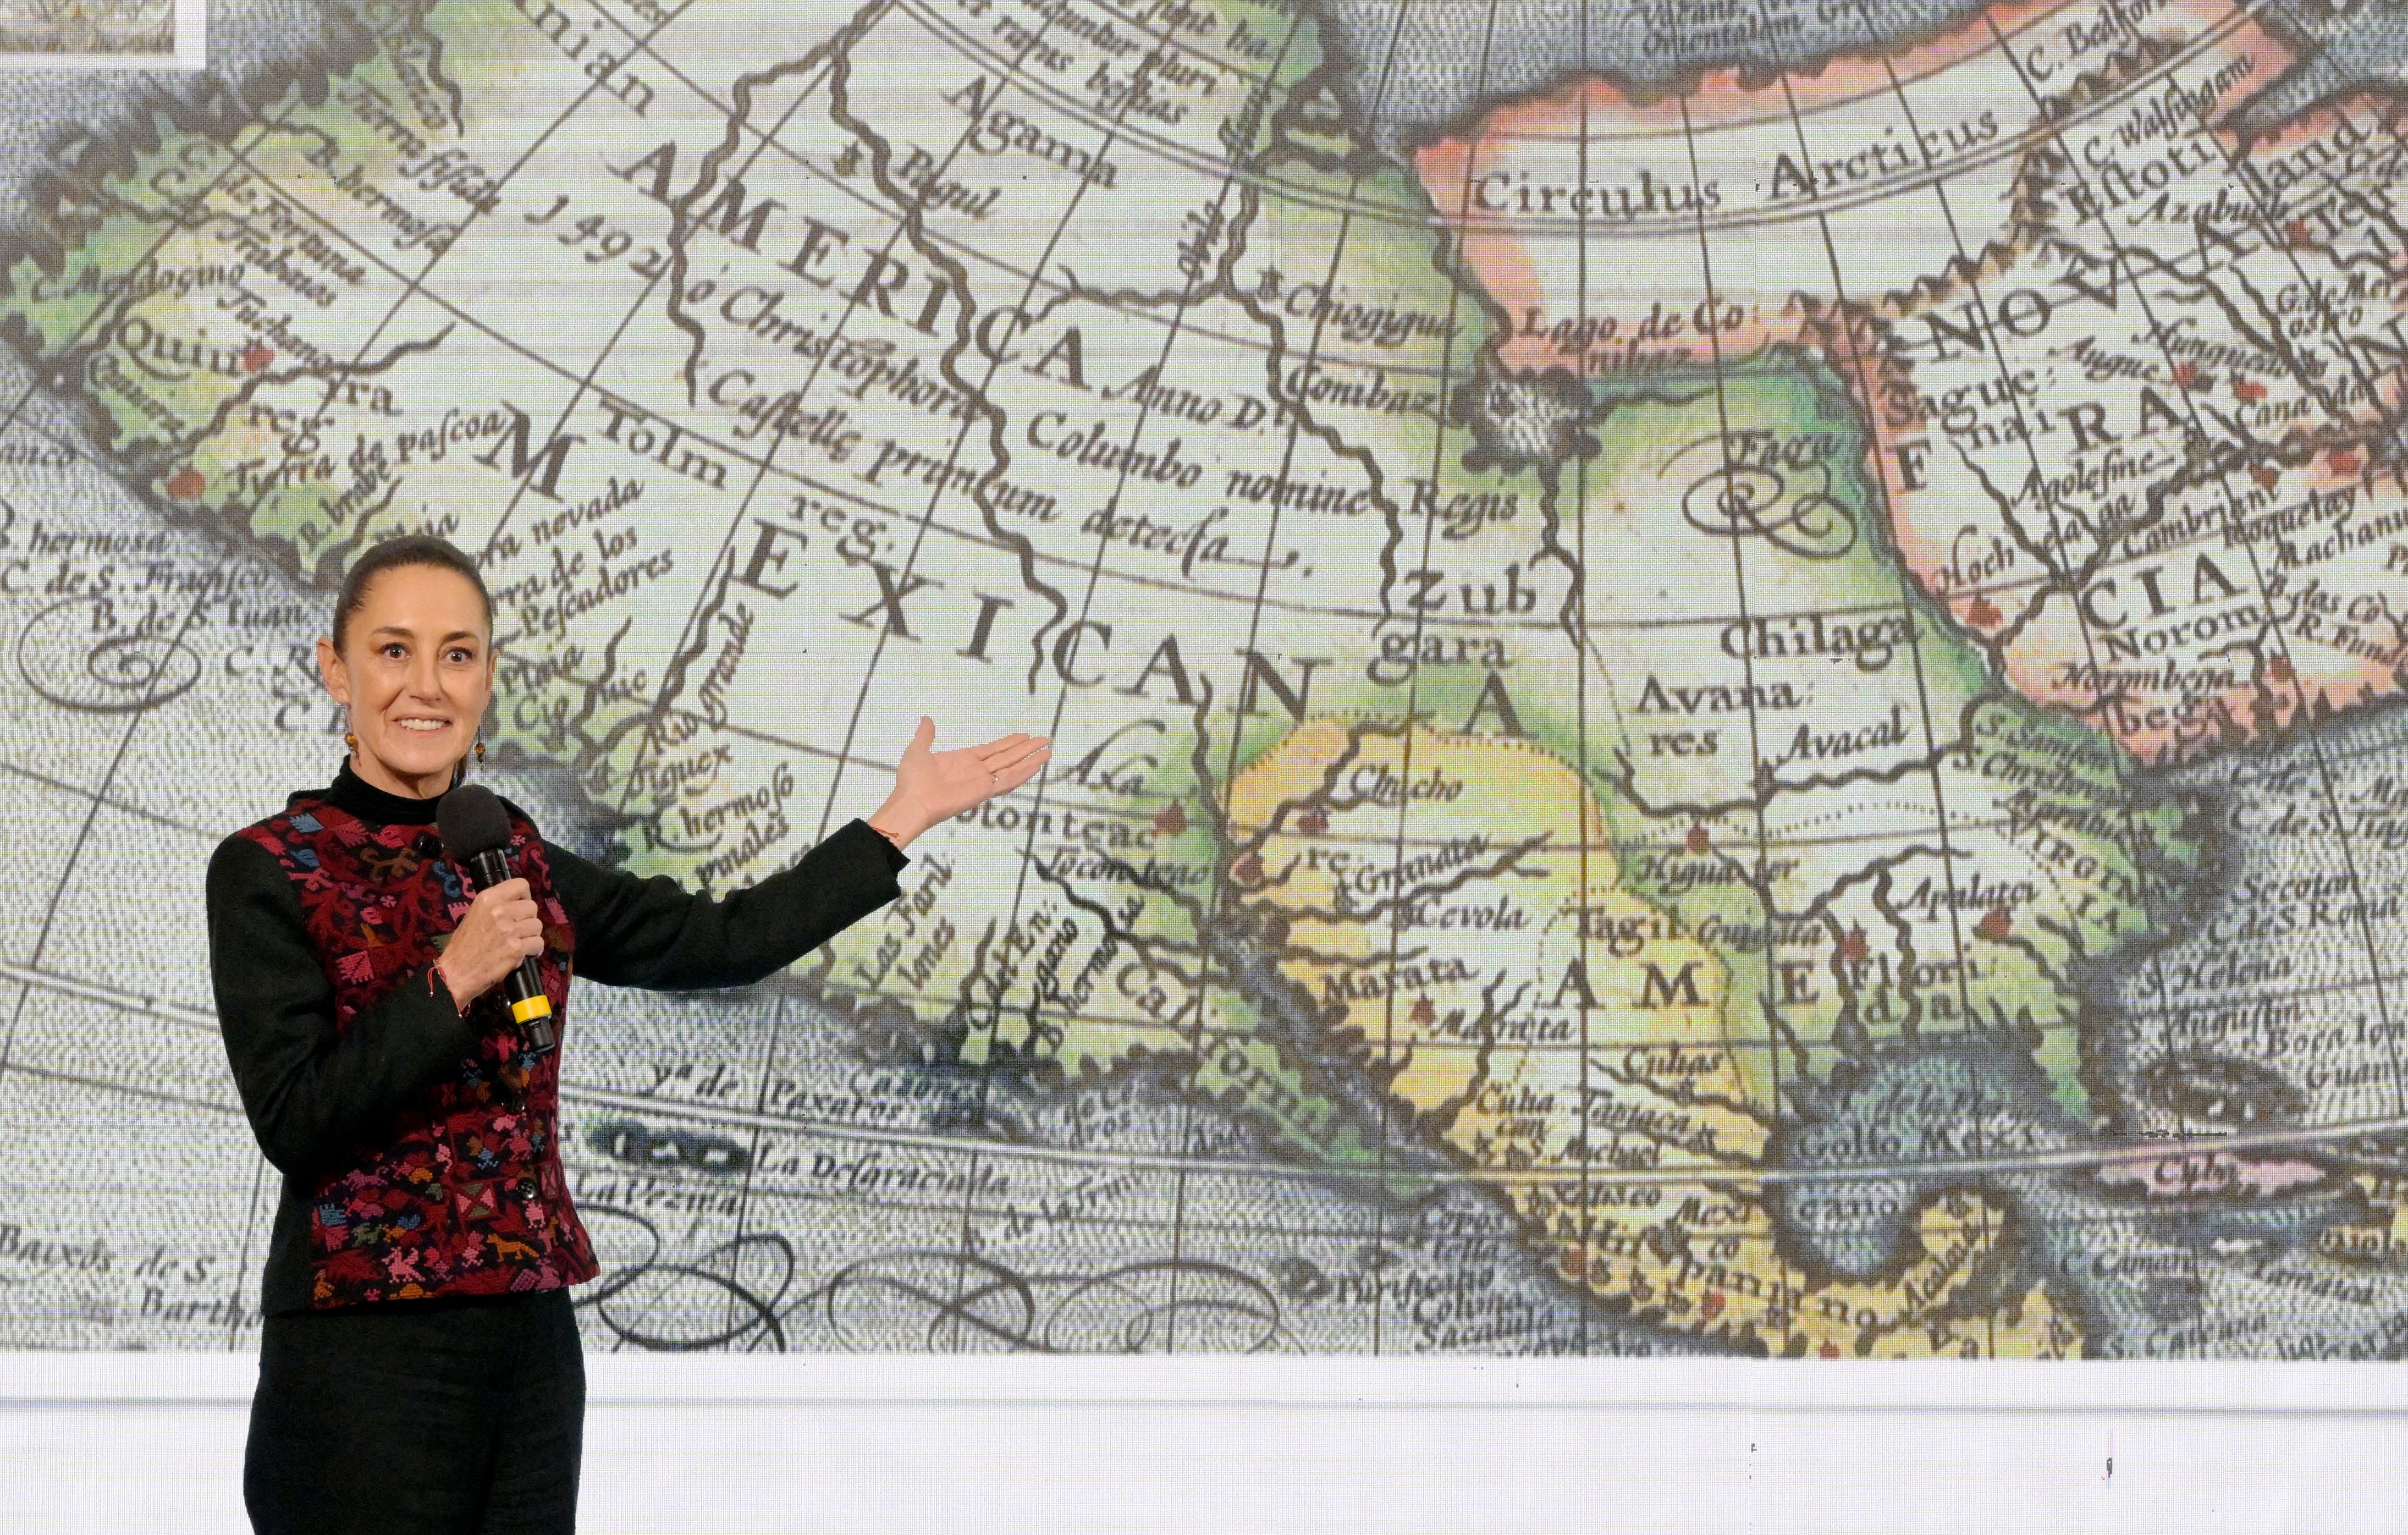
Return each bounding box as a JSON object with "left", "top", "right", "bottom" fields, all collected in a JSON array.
[{"left": 8, "top": 0, "right": 2408, "bottom": 1359}]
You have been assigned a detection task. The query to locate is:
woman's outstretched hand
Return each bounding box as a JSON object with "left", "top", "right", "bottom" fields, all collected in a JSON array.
[{"left": 868, "top": 716, "right": 1050, "bottom": 848}]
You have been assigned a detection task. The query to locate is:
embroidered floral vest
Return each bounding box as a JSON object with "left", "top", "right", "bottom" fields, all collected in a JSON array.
[{"left": 237, "top": 795, "right": 599, "bottom": 1310}]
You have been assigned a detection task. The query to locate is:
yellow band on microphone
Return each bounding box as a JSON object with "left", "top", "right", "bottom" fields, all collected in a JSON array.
[{"left": 510, "top": 994, "right": 553, "bottom": 1024}]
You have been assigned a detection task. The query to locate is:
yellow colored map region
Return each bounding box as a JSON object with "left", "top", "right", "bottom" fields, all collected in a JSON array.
[{"left": 1227, "top": 721, "right": 2076, "bottom": 1357}]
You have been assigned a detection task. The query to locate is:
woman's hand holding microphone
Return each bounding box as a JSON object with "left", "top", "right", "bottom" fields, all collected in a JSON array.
[{"left": 433, "top": 878, "right": 544, "bottom": 1014}]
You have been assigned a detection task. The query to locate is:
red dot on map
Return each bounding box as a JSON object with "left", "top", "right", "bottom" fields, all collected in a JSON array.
[
  {"left": 1297, "top": 808, "right": 1328, "bottom": 835},
  {"left": 2172, "top": 361, "right": 2200, "bottom": 389},
  {"left": 164, "top": 467, "right": 203, "bottom": 500},
  {"left": 2269, "top": 656, "right": 2295, "bottom": 684},
  {"left": 1410, "top": 995, "right": 1435, "bottom": 1024},
  {"left": 1700, "top": 1290, "right": 1726, "bottom": 1320},
  {"left": 2234, "top": 377, "right": 2267, "bottom": 403},
  {"left": 1152, "top": 801, "right": 1186, "bottom": 837},
  {"left": 240, "top": 342, "right": 274, "bottom": 373},
  {"left": 1820, "top": 1341, "right": 1842, "bottom": 1359},
  {"left": 1232, "top": 852, "right": 1261, "bottom": 882},
  {"left": 2251, "top": 465, "right": 2279, "bottom": 491},
  {"left": 1976, "top": 907, "right": 2013, "bottom": 942},
  {"left": 1839, "top": 927, "right": 1869, "bottom": 963},
  {"left": 1686, "top": 824, "right": 1711, "bottom": 854},
  {"left": 1965, "top": 595, "right": 2002, "bottom": 629},
  {"left": 2330, "top": 448, "right": 2361, "bottom": 475}
]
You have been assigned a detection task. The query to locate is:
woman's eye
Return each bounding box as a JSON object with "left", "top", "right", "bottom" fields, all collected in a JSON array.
[{"left": 382, "top": 643, "right": 406, "bottom": 659}]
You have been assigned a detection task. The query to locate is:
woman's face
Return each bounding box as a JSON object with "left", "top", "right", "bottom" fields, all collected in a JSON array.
[{"left": 316, "top": 563, "right": 494, "bottom": 799}]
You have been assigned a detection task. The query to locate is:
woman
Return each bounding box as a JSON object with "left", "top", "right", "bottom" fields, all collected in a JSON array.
[{"left": 207, "top": 533, "right": 1046, "bottom": 1533}]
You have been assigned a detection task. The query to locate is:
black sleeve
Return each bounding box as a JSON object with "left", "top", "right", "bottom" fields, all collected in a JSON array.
[
  {"left": 546, "top": 818, "right": 908, "bottom": 991},
  {"left": 206, "top": 834, "right": 479, "bottom": 1182}
]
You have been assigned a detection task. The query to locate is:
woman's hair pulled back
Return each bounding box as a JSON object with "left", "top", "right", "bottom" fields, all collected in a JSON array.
[{"left": 331, "top": 535, "right": 493, "bottom": 653}]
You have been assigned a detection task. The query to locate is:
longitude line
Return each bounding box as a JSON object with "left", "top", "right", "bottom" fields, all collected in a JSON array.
[
  {"left": 1261, "top": 0, "right": 1419, "bottom": 1361},
  {"left": 797, "top": 18, "right": 1242, "bottom": 1350},
  {"left": 1761, "top": 0, "right": 1991, "bottom": 1352},
  {"left": 1134, "top": 17, "right": 1331, "bottom": 1353},
  {"left": 1569, "top": 0, "right": 1593, "bottom": 1360},
  {"left": 1674, "top": 92, "right": 1803, "bottom": 1354}
]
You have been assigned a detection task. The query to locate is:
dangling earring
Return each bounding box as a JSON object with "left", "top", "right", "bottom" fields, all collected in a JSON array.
[
  {"left": 343, "top": 713, "right": 358, "bottom": 752},
  {"left": 475, "top": 736, "right": 487, "bottom": 763}
]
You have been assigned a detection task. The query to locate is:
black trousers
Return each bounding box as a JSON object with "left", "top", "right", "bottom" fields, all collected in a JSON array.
[{"left": 244, "top": 1288, "right": 585, "bottom": 1534}]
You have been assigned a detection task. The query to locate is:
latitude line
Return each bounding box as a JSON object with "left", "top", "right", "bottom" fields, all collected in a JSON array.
[
  {"left": 29, "top": 1046, "right": 2408, "bottom": 1194},
  {"left": 0, "top": 758, "right": 219, "bottom": 837},
  {"left": 57, "top": 0, "right": 2272, "bottom": 507},
  {"left": 562, "top": 0, "right": 2295, "bottom": 396},
  {"left": 557, "top": 1076, "right": 2408, "bottom": 1192},
  {"left": 879, "top": 0, "right": 2271, "bottom": 241},
  {"left": 60, "top": 930, "right": 2408, "bottom": 1053},
  {"left": 61, "top": 69, "right": 2365, "bottom": 662}
]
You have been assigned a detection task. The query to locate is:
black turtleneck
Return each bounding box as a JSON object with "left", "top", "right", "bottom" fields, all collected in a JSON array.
[{"left": 207, "top": 761, "right": 908, "bottom": 1187}]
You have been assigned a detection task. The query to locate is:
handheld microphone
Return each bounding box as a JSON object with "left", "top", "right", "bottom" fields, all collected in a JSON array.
[{"left": 435, "top": 784, "right": 556, "bottom": 1054}]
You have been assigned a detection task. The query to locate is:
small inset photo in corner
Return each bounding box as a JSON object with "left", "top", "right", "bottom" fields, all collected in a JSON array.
[{"left": 0, "top": 0, "right": 203, "bottom": 70}]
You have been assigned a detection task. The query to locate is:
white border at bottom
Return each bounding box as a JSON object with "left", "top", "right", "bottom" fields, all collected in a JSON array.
[{"left": 9, "top": 1352, "right": 2408, "bottom": 1533}]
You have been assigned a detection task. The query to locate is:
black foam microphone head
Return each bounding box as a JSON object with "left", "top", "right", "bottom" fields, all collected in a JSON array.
[{"left": 436, "top": 783, "right": 513, "bottom": 863}]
